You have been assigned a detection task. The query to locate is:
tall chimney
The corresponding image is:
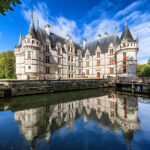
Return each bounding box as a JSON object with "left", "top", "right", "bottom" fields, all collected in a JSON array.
[
  {"left": 98, "top": 34, "right": 101, "bottom": 40},
  {"left": 66, "top": 34, "right": 70, "bottom": 40},
  {"left": 104, "top": 32, "right": 108, "bottom": 37},
  {"left": 44, "top": 24, "right": 50, "bottom": 35},
  {"left": 83, "top": 39, "right": 87, "bottom": 49}
]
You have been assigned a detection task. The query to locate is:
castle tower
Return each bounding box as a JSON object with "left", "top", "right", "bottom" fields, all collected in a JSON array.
[
  {"left": 14, "top": 27, "right": 25, "bottom": 80},
  {"left": 116, "top": 17, "right": 139, "bottom": 77},
  {"left": 23, "top": 10, "right": 41, "bottom": 80}
]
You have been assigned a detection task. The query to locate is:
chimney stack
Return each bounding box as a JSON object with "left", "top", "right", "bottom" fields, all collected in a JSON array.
[
  {"left": 44, "top": 24, "right": 50, "bottom": 35},
  {"left": 83, "top": 39, "right": 87, "bottom": 49},
  {"left": 66, "top": 34, "right": 70, "bottom": 40},
  {"left": 98, "top": 34, "right": 101, "bottom": 40},
  {"left": 104, "top": 32, "right": 108, "bottom": 37}
]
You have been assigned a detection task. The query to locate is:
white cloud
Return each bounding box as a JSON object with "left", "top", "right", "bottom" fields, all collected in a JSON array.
[
  {"left": 51, "top": 17, "right": 80, "bottom": 43},
  {"left": 23, "top": 2, "right": 49, "bottom": 28},
  {"left": 86, "top": 0, "right": 114, "bottom": 18},
  {"left": 114, "top": 0, "right": 142, "bottom": 18},
  {"left": 130, "top": 13, "right": 150, "bottom": 64},
  {"left": 83, "top": 19, "right": 118, "bottom": 41},
  {"left": 138, "top": 59, "right": 148, "bottom": 64},
  {"left": 22, "top": 2, "right": 81, "bottom": 43},
  {"left": 21, "top": 1, "right": 150, "bottom": 64},
  {"left": 82, "top": 0, "right": 150, "bottom": 64}
]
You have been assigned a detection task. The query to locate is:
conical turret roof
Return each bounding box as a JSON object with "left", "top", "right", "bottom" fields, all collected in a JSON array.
[
  {"left": 28, "top": 10, "right": 38, "bottom": 39},
  {"left": 16, "top": 27, "right": 23, "bottom": 48},
  {"left": 121, "top": 18, "right": 134, "bottom": 42}
]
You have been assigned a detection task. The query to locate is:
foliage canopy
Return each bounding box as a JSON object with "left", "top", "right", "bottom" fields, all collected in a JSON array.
[
  {"left": 0, "top": 0, "right": 21, "bottom": 16},
  {"left": 0, "top": 51, "right": 16, "bottom": 79},
  {"left": 137, "top": 59, "right": 150, "bottom": 77}
]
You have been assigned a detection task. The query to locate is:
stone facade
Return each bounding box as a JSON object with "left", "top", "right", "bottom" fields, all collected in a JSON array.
[{"left": 15, "top": 12, "right": 138, "bottom": 80}]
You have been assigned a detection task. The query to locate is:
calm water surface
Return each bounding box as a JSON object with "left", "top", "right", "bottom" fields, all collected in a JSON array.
[{"left": 0, "top": 89, "right": 150, "bottom": 150}]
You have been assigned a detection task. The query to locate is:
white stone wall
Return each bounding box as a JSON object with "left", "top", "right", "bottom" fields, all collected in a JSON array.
[{"left": 15, "top": 27, "right": 138, "bottom": 80}]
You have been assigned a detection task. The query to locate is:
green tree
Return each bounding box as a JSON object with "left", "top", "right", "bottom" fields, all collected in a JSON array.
[
  {"left": 0, "top": 51, "right": 16, "bottom": 79},
  {"left": 137, "top": 59, "right": 150, "bottom": 77},
  {"left": 148, "top": 58, "right": 150, "bottom": 65},
  {"left": 0, "top": 0, "right": 21, "bottom": 16}
]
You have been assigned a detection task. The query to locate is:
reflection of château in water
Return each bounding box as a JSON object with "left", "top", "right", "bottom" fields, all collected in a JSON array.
[{"left": 14, "top": 92, "right": 139, "bottom": 148}]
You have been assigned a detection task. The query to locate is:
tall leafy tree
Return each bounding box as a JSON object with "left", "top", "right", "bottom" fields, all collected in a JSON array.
[
  {"left": 0, "top": 0, "right": 21, "bottom": 16},
  {"left": 0, "top": 51, "right": 16, "bottom": 79},
  {"left": 137, "top": 59, "right": 150, "bottom": 77}
]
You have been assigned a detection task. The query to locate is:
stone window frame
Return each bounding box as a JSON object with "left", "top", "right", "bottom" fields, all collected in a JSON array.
[
  {"left": 46, "top": 67, "right": 50, "bottom": 74},
  {"left": 97, "top": 60, "right": 100, "bottom": 66},
  {"left": 110, "top": 68, "right": 114, "bottom": 74},
  {"left": 27, "top": 51, "right": 32, "bottom": 59}
]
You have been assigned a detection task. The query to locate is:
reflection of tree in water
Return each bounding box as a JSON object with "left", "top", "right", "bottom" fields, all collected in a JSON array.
[{"left": 14, "top": 92, "right": 139, "bottom": 149}]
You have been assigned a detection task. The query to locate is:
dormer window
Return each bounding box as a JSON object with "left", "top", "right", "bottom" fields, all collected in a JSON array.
[
  {"left": 86, "top": 54, "right": 89, "bottom": 60},
  {"left": 97, "top": 52, "right": 100, "bottom": 58},
  {"left": 86, "top": 61, "right": 89, "bottom": 67},
  {"left": 58, "top": 47, "right": 61, "bottom": 55},
  {"left": 27, "top": 39, "right": 30, "bottom": 43},
  {"left": 68, "top": 46, "right": 70, "bottom": 52},
  {"left": 110, "top": 49, "right": 114, "bottom": 55},
  {"left": 46, "top": 45, "right": 49, "bottom": 52}
]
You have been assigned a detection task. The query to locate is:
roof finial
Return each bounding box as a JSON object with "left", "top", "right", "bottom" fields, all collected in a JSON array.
[
  {"left": 37, "top": 17, "right": 39, "bottom": 28},
  {"left": 18, "top": 26, "right": 23, "bottom": 47},
  {"left": 20, "top": 25, "right": 22, "bottom": 35},
  {"left": 28, "top": 9, "right": 35, "bottom": 34},
  {"left": 125, "top": 16, "right": 127, "bottom": 26},
  {"left": 115, "top": 24, "right": 117, "bottom": 34},
  {"left": 31, "top": 10, "right": 33, "bottom": 25}
]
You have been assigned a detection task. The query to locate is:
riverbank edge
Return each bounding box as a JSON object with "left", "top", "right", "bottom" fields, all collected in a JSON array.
[{"left": 0, "top": 79, "right": 111, "bottom": 98}]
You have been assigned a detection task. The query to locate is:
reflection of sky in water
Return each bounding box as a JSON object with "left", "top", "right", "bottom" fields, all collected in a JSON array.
[{"left": 0, "top": 93, "right": 150, "bottom": 150}]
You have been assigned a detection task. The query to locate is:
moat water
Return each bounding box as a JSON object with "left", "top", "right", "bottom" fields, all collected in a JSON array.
[{"left": 0, "top": 89, "right": 150, "bottom": 150}]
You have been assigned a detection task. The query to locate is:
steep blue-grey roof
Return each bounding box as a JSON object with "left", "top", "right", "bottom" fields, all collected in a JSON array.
[
  {"left": 121, "top": 24, "right": 134, "bottom": 42},
  {"left": 83, "top": 34, "right": 120, "bottom": 56},
  {"left": 36, "top": 27, "right": 81, "bottom": 52}
]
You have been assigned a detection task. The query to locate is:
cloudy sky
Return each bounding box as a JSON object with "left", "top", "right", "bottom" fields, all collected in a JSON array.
[{"left": 0, "top": 0, "right": 150, "bottom": 64}]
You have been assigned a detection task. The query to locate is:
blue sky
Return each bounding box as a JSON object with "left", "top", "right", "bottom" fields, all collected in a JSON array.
[{"left": 0, "top": 0, "right": 150, "bottom": 64}]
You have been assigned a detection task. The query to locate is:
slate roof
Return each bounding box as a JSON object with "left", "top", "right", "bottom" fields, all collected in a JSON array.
[
  {"left": 121, "top": 24, "right": 134, "bottom": 42},
  {"left": 15, "top": 32, "right": 23, "bottom": 48},
  {"left": 83, "top": 34, "right": 120, "bottom": 56},
  {"left": 28, "top": 11, "right": 38, "bottom": 40},
  {"left": 28, "top": 24, "right": 38, "bottom": 40},
  {"left": 36, "top": 27, "right": 81, "bottom": 53}
]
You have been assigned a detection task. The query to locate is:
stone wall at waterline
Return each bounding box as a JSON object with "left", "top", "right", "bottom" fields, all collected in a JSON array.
[{"left": 0, "top": 79, "right": 109, "bottom": 97}]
